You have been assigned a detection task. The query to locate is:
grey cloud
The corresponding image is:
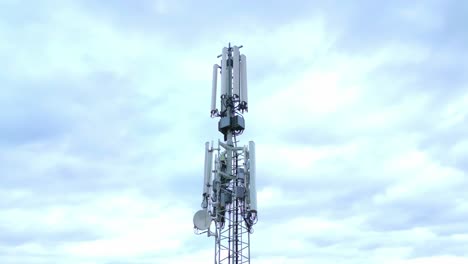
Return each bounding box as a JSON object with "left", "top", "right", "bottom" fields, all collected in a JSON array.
[
  {"left": 0, "top": 105, "right": 68, "bottom": 147},
  {"left": 77, "top": 0, "right": 317, "bottom": 41},
  {"left": 0, "top": 228, "right": 99, "bottom": 247},
  {"left": 432, "top": 221, "right": 468, "bottom": 237},
  {"left": 418, "top": 120, "right": 468, "bottom": 171},
  {"left": 366, "top": 199, "right": 463, "bottom": 232},
  {"left": 281, "top": 123, "right": 349, "bottom": 147},
  {"left": 1, "top": 148, "right": 171, "bottom": 202},
  {"left": 371, "top": 52, "right": 468, "bottom": 105},
  {"left": 278, "top": 50, "right": 468, "bottom": 151},
  {"left": 322, "top": 0, "right": 467, "bottom": 52},
  {"left": 0, "top": 1, "right": 49, "bottom": 27},
  {"left": 410, "top": 236, "right": 468, "bottom": 257},
  {"left": 257, "top": 179, "right": 387, "bottom": 226},
  {"left": 0, "top": 81, "right": 74, "bottom": 147}
]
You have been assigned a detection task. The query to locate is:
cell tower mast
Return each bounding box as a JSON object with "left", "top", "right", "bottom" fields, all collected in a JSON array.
[{"left": 193, "top": 44, "right": 258, "bottom": 264}]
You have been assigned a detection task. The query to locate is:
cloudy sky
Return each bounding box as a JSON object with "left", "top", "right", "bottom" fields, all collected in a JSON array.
[{"left": 1, "top": 0, "right": 468, "bottom": 263}]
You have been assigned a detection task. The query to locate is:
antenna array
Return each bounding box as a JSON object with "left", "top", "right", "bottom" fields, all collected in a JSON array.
[{"left": 193, "top": 44, "right": 258, "bottom": 264}]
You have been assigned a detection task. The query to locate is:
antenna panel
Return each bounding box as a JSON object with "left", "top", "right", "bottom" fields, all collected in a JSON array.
[
  {"left": 248, "top": 141, "right": 257, "bottom": 212},
  {"left": 203, "top": 142, "right": 213, "bottom": 195},
  {"left": 221, "top": 47, "right": 228, "bottom": 96},
  {"left": 240, "top": 54, "right": 248, "bottom": 108},
  {"left": 211, "top": 64, "right": 218, "bottom": 114},
  {"left": 233, "top": 46, "right": 241, "bottom": 98}
]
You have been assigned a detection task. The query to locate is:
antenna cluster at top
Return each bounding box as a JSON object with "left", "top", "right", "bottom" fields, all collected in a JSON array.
[{"left": 210, "top": 44, "right": 248, "bottom": 118}]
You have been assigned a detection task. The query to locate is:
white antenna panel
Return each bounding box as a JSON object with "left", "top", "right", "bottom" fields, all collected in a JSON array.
[
  {"left": 240, "top": 54, "right": 248, "bottom": 107},
  {"left": 248, "top": 141, "right": 257, "bottom": 212},
  {"left": 221, "top": 47, "right": 228, "bottom": 96},
  {"left": 203, "top": 142, "right": 213, "bottom": 195},
  {"left": 233, "top": 46, "right": 241, "bottom": 98},
  {"left": 211, "top": 64, "right": 219, "bottom": 114}
]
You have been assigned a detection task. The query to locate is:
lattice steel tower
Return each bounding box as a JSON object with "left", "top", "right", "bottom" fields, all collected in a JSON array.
[{"left": 193, "top": 44, "right": 258, "bottom": 264}]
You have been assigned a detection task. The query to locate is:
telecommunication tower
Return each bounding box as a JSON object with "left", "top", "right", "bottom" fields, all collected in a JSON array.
[{"left": 193, "top": 44, "right": 258, "bottom": 264}]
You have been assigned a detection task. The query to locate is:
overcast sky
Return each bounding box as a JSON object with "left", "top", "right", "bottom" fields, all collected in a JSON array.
[{"left": 1, "top": 0, "right": 468, "bottom": 263}]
